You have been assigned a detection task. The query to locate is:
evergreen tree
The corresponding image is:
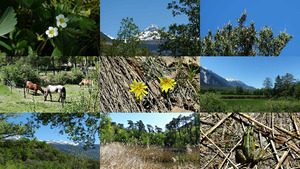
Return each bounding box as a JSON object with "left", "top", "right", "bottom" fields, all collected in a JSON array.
[
  {"left": 282, "top": 73, "right": 295, "bottom": 99},
  {"left": 116, "top": 17, "right": 143, "bottom": 57},
  {"left": 274, "top": 75, "right": 284, "bottom": 97},
  {"left": 201, "top": 10, "right": 293, "bottom": 56}
]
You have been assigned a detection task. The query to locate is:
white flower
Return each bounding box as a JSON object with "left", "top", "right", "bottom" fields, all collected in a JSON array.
[
  {"left": 56, "top": 14, "right": 69, "bottom": 28},
  {"left": 45, "top": 26, "right": 58, "bottom": 38}
]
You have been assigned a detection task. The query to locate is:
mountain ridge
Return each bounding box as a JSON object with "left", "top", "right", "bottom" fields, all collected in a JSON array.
[{"left": 200, "top": 66, "right": 256, "bottom": 90}]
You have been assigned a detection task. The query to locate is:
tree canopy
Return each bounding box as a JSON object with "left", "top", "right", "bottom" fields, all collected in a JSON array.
[{"left": 201, "top": 10, "right": 293, "bottom": 56}]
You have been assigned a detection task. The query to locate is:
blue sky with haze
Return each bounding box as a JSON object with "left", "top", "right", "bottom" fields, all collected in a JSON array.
[
  {"left": 7, "top": 113, "right": 100, "bottom": 144},
  {"left": 101, "top": 0, "right": 189, "bottom": 38},
  {"left": 201, "top": 56, "right": 300, "bottom": 89}
]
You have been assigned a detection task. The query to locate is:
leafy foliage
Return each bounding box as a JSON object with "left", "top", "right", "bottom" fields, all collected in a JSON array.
[
  {"left": 0, "top": 0, "right": 99, "bottom": 56},
  {"left": 201, "top": 10, "right": 293, "bottom": 56},
  {"left": 100, "top": 113, "right": 200, "bottom": 148},
  {"left": 158, "top": 0, "right": 200, "bottom": 56},
  {"left": 31, "top": 113, "right": 100, "bottom": 149},
  {"left": 0, "top": 138, "right": 100, "bottom": 169}
]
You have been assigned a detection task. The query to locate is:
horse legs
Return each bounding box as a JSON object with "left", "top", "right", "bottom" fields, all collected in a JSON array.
[
  {"left": 58, "top": 93, "right": 61, "bottom": 102},
  {"left": 34, "top": 89, "right": 37, "bottom": 96},
  {"left": 50, "top": 93, "right": 52, "bottom": 102},
  {"left": 44, "top": 93, "right": 47, "bottom": 101}
]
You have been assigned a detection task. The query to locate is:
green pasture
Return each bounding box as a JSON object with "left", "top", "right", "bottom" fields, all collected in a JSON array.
[
  {"left": 0, "top": 84, "right": 91, "bottom": 113},
  {"left": 223, "top": 99, "right": 269, "bottom": 112}
]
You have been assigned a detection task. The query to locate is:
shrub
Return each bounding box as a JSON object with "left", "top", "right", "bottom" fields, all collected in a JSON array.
[
  {"left": 200, "top": 92, "right": 226, "bottom": 112},
  {"left": 0, "top": 61, "right": 40, "bottom": 87}
]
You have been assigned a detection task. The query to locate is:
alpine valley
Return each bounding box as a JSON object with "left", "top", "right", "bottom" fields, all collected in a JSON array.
[
  {"left": 200, "top": 66, "right": 256, "bottom": 90},
  {"left": 100, "top": 24, "right": 170, "bottom": 55}
]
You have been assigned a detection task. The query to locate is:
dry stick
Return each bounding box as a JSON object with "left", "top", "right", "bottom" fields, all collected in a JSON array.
[
  {"left": 274, "top": 125, "right": 300, "bottom": 140},
  {"left": 292, "top": 113, "right": 300, "bottom": 136},
  {"left": 270, "top": 139, "right": 283, "bottom": 169},
  {"left": 218, "top": 137, "right": 243, "bottom": 169},
  {"left": 200, "top": 113, "right": 233, "bottom": 142},
  {"left": 202, "top": 153, "right": 219, "bottom": 169},
  {"left": 237, "top": 113, "right": 274, "bottom": 132},
  {"left": 274, "top": 149, "right": 290, "bottom": 169},
  {"left": 200, "top": 129, "right": 238, "bottom": 169}
]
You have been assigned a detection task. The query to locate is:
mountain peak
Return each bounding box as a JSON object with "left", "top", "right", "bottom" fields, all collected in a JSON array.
[
  {"left": 144, "top": 25, "right": 160, "bottom": 32},
  {"left": 225, "top": 78, "right": 240, "bottom": 82}
]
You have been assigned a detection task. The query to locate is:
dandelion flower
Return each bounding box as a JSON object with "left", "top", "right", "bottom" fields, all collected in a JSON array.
[
  {"left": 159, "top": 77, "right": 176, "bottom": 93},
  {"left": 56, "top": 14, "right": 69, "bottom": 28},
  {"left": 129, "top": 79, "right": 148, "bottom": 100},
  {"left": 45, "top": 26, "right": 58, "bottom": 38}
]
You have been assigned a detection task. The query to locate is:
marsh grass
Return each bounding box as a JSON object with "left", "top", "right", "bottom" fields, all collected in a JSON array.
[
  {"left": 100, "top": 142, "right": 199, "bottom": 169},
  {"left": 0, "top": 84, "right": 93, "bottom": 112}
]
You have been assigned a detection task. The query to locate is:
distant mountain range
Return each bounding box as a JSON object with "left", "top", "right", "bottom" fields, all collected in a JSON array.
[
  {"left": 4, "top": 136, "right": 100, "bottom": 161},
  {"left": 200, "top": 66, "right": 256, "bottom": 90},
  {"left": 100, "top": 24, "right": 171, "bottom": 55}
]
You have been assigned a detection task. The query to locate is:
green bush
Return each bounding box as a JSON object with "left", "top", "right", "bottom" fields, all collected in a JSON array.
[
  {"left": 0, "top": 61, "right": 40, "bottom": 87},
  {"left": 200, "top": 92, "right": 226, "bottom": 112}
]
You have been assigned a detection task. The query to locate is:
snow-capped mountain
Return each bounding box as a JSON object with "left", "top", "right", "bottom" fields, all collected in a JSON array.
[
  {"left": 3, "top": 135, "right": 21, "bottom": 141},
  {"left": 201, "top": 66, "right": 256, "bottom": 90},
  {"left": 100, "top": 25, "right": 171, "bottom": 55},
  {"left": 46, "top": 140, "right": 79, "bottom": 146},
  {"left": 137, "top": 24, "right": 161, "bottom": 41}
]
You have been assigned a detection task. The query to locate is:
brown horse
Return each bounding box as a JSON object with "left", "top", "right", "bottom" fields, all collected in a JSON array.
[
  {"left": 79, "top": 79, "right": 93, "bottom": 87},
  {"left": 23, "top": 78, "right": 44, "bottom": 96}
]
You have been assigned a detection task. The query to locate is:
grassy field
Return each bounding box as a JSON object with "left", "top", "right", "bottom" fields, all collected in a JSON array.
[
  {"left": 0, "top": 84, "right": 92, "bottom": 112},
  {"left": 223, "top": 99, "right": 269, "bottom": 112},
  {"left": 100, "top": 142, "right": 200, "bottom": 169}
]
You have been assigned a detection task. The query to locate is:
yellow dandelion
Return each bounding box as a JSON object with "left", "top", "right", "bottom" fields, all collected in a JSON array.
[
  {"left": 129, "top": 79, "right": 148, "bottom": 100},
  {"left": 159, "top": 77, "right": 176, "bottom": 93}
]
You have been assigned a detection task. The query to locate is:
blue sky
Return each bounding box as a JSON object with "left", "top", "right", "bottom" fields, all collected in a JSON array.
[
  {"left": 107, "top": 113, "right": 193, "bottom": 131},
  {"left": 201, "top": 56, "right": 300, "bottom": 89},
  {"left": 101, "top": 0, "right": 189, "bottom": 38},
  {"left": 7, "top": 113, "right": 100, "bottom": 144},
  {"left": 201, "top": 0, "right": 300, "bottom": 56}
]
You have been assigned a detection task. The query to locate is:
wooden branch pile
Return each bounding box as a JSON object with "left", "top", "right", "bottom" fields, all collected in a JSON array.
[{"left": 200, "top": 113, "right": 300, "bottom": 169}]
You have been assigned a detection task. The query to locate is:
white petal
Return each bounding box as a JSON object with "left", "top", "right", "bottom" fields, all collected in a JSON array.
[
  {"left": 64, "top": 18, "right": 69, "bottom": 22},
  {"left": 49, "top": 26, "right": 53, "bottom": 30},
  {"left": 46, "top": 30, "right": 49, "bottom": 35},
  {"left": 54, "top": 27, "right": 58, "bottom": 31},
  {"left": 61, "top": 23, "right": 67, "bottom": 28}
]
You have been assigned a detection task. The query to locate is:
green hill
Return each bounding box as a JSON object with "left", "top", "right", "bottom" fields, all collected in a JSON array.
[{"left": 0, "top": 138, "right": 99, "bottom": 169}]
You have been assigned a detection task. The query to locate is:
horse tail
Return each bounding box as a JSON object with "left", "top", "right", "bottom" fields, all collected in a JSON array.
[{"left": 62, "top": 87, "right": 66, "bottom": 99}]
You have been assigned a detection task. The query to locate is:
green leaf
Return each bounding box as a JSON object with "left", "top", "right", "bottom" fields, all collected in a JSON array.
[
  {"left": 0, "top": 7, "right": 17, "bottom": 36},
  {"left": 51, "top": 47, "right": 62, "bottom": 56},
  {"left": 0, "top": 40, "right": 12, "bottom": 50}
]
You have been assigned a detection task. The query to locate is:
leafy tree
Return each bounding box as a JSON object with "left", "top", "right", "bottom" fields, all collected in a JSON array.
[
  {"left": 274, "top": 75, "right": 284, "bottom": 97},
  {"left": 201, "top": 10, "right": 293, "bottom": 56},
  {"left": 116, "top": 17, "right": 143, "bottom": 57},
  {"left": 263, "top": 77, "right": 273, "bottom": 89},
  {"left": 235, "top": 86, "right": 243, "bottom": 95},
  {"left": 31, "top": 113, "right": 100, "bottom": 149},
  {"left": 158, "top": 0, "right": 200, "bottom": 56},
  {"left": 0, "top": 113, "right": 35, "bottom": 140},
  {"left": 282, "top": 73, "right": 295, "bottom": 99}
]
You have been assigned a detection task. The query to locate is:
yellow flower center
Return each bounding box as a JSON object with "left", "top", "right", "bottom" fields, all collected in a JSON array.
[
  {"left": 59, "top": 18, "right": 65, "bottom": 24},
  {"left": 49, "top": 30, "right": 54, "bottom": 34}
]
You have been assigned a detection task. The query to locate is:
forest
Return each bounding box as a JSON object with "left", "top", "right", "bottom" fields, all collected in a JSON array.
[
  {"left": 0, "top": 137, "right": 99, "bottom": 169},
  {"left": 100, "top": 113, "right": 200, "bottom": 147}
]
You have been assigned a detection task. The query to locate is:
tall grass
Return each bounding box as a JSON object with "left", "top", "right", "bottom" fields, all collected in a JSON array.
[{"left": 100, "top": 142, "right": 199, "bottom": 169}]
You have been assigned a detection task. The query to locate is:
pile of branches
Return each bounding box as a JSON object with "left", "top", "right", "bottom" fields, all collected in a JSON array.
[
  {"left": 200, "top": 113, "right": 300, "bottom": 168},
  {"left": 100, "top": 56, "right": 200, "bottom": 112}
]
